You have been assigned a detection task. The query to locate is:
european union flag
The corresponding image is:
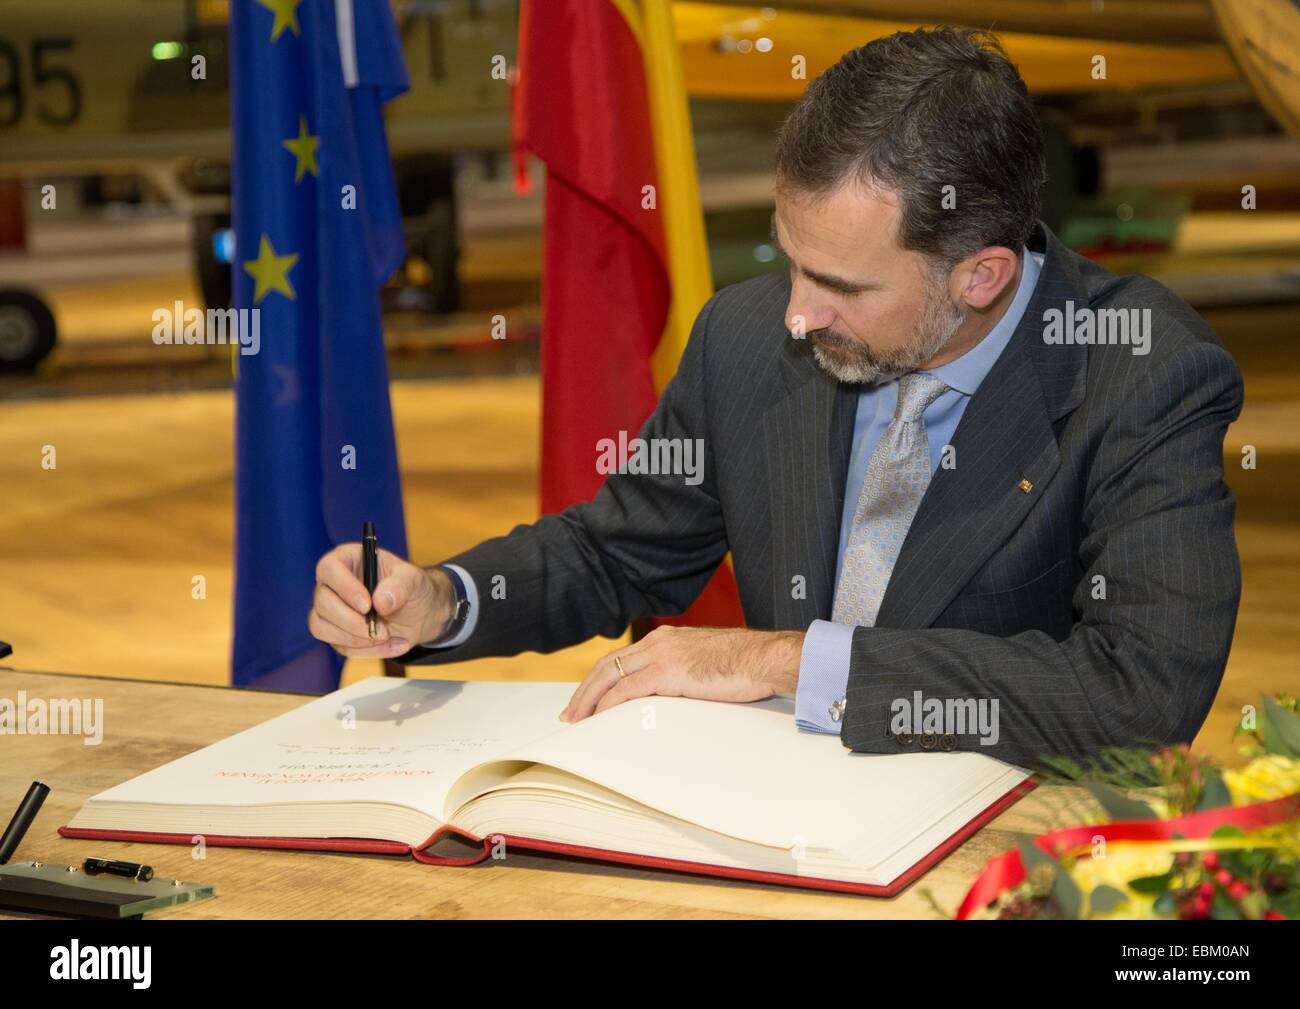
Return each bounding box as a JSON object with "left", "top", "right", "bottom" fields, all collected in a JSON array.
[{"left": 230, "top": 0, "right": 410, "bottom": 692}]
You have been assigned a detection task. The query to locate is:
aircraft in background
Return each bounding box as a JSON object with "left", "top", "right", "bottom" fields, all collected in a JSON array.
[{"left": 1, "top": 0, "right": 1295, "bottom": 370}]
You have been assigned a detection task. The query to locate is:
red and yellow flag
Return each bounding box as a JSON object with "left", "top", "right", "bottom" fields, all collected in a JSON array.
[{"left": 514, "top": 0, "right": 743, "bottom": 627}]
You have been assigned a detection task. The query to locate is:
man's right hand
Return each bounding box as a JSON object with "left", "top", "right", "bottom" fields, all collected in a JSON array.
[{"left": 309, "top": 544, "right": 454, "bottom": 657}]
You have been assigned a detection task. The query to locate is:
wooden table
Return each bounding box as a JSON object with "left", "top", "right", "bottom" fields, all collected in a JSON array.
[{"left": 0, "top": 667, "right": 1090, "bottom": 919}]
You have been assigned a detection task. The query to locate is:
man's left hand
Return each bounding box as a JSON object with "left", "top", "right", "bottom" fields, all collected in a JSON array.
[{"left": 559, "top": 626, "right": 805, "bottom": 723}]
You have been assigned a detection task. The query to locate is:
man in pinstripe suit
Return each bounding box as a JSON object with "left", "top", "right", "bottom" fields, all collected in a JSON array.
[{"left": 310, "top": 27, "right": 1243, "bottom": 772}]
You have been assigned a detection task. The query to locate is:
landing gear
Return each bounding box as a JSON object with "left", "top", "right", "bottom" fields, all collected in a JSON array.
[{"left": 0, "top": 288, "right": 57, "bottom": 372}]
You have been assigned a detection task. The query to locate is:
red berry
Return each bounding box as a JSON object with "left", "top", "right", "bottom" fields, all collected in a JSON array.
[
  {"left": 1228, "top": 881, "right": 1250, "bottom": 900},
  {"left": 1264, "top": 911, "right": 1287, "bottom": 920},
  {"left": 1215, "top": 869, "right": 1233, "bottom": 887},
  {"left": 1198, "top": 882, "right": 1215, "bottom": 899},
  {"left": 1202, "top": 852, "right": 1220, "bottom": 871}
]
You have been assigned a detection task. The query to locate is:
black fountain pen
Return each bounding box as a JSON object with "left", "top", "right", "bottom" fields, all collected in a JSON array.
[{"left": 363, "top": 521, "right": 379, "bottom": 640}]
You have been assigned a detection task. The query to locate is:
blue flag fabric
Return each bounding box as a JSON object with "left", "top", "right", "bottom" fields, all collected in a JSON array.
[{"left": 230, "top": 0, "right": 410, "bottom": 692}]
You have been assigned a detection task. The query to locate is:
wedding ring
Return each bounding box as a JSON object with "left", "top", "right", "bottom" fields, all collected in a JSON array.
[{"left": 614, "top": 655, "right": 627, "bottom": 678}]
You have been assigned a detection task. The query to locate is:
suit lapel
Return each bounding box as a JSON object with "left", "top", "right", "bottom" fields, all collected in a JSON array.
[
  {"left": 872, "top": 343, "right": 1059, "bottom": 629},
  {"left": 763, "top": 340, "right": 857, "bottom": 631},
  {"left": 875, "top": 223, "right": 1087, "bottom": 629}
]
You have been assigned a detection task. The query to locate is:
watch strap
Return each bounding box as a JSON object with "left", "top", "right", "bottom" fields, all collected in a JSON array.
[{"left": 422, "top": 565, "right": 471, "bottom": 646}]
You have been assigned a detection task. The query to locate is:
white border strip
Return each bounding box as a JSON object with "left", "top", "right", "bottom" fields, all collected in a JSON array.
[{"left": 334, "top": 0, "right": 359, "bottom": 88}]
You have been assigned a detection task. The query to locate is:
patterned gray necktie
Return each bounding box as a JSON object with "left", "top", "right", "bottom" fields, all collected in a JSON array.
[{"left": 832, "top": 371, "right": 950, "bottom": 628}]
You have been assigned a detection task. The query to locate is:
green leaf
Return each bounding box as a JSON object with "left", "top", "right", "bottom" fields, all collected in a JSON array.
[
  {"left": 1089, "top": 885, "right": 1129, "bottom": 916},
  {"left": 1053, "top": 868, "right": 1083, "bottom": 919},
  {"left": 1238, "top": 848, "right": 1271, "bottom": 874},
  {"left": 1271, "top": 889, "right": 1300, "bottom": 919},
  {"left": 1221, "top": 848, "right": 1259, "bottom": 879},
  {"left": 1196, "top": 771, "right": 1232, "bottom": 810},
  {"left": 1153, "top": 890, "right": 1177, "bottom": 916},
  {"left": 1210, "top": 824, "right": 1245, "bottom": 839},
  {"left": 1016, "top": 838, "right": 1082, "bottom": 918},
  {"left": 1128, "top": 871, "right": 1174, "bottom": 895},
  {"left": 1017, "top": 837, "right": 1056, "bottom": 879},
  {"left": 1084, "top": 782, "right": 1159, "bottom": 820},
  {"left": 1211, "top": 889, "right": 1241, "bottom": 921},
  {"left": 1262, "top": 696, "right": 1300, "bottom": 758}
]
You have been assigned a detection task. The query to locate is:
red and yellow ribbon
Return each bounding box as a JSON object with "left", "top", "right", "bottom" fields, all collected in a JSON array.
[{"left": 956, "top": 791, "right": 1300, "bottom": 919}]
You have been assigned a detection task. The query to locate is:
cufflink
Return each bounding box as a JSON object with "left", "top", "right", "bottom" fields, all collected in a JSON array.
[{"left": 829, "top": 698, "right": 846, "bottom": 723}]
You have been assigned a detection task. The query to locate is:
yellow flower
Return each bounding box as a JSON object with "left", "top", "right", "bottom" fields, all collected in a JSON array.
[
  {"left": 1222, "top": 755, "right": 1300, "bottom": 804},
  {"left": 1068, "top": 842, "right": 1176, "bottom": 920}
]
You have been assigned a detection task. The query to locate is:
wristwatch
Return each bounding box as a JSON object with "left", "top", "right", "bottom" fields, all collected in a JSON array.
[{"left": 422, "top": 565, "right": 471, "bottom": 646}]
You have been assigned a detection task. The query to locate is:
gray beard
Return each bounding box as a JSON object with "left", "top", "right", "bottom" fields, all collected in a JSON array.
[{"left": 809, "top": 272, "right": 966, "bottom": 386}]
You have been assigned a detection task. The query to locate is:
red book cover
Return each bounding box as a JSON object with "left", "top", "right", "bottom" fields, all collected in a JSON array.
[{"left": 59, "top": 776, "right": 1038, "bottom": 898}]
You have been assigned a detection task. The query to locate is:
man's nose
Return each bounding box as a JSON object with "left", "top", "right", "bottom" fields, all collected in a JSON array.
[{"left": 785, "top": 283, "right": 835, "bottom": 337}]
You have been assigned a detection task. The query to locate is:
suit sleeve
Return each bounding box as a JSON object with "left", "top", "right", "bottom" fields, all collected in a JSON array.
[
  {"left": 840, "top": 341, "right": 1244, "bottom": 772},
  {"left": 400, "top": 293, "right": 730, "bottom": 665}
]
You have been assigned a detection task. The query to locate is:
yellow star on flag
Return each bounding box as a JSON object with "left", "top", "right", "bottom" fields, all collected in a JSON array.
[
  {"left": 282, "top": 116, "right": 320, "bottom": 183},
  {"left": 243, "top": 234, "right": 299, "bottom": 304},
  {"left": 256, "top": 0, "right": 302, "bottom": 42}
]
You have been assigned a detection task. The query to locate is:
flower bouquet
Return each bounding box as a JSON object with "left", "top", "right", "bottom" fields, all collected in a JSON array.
[{"left": 939, "top": 694, "right": 1300, "bottom": 920}]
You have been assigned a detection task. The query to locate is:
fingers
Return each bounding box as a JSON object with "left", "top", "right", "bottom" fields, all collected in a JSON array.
[
  {"left": 561, "top": 645, "right": 651, "bottom": 723},
  {"left": 307, "top": 598, "right": 409, "bottom": 657},
  {"left": 311, "top": 545, "right": 445, "bottom": 661},
  {"left": 311, "top": 581, "right": 384, "bottom": 644},
  {"left": 315, "top": 543, "right": 369, "bottom": 614},
  {"left": 560, "top": 659, "right": 615, "bottom": 723},
  {"left": 561, "top": 627, "right": 779, "bottom": 725},
  {"left": 309, "top": 560, "right": 411, "bottom": 657},
  {"left": 592, "top": 664, "right": 658, "bottom": 715},
  {"left": 371, "top": 555, "right": 428, "bottom": 618}
]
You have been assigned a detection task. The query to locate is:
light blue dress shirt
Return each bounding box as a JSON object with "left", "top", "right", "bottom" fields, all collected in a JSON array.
[{"left": 795, "top": 249, "right": 1044, "bottom": 733}]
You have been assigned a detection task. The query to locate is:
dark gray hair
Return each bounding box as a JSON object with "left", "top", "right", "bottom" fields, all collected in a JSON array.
[{"left": 774, "top": 26, "right": 1046, "bottom": 270}]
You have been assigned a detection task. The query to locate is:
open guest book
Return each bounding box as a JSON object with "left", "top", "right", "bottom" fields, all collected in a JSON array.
[{"left": 61, "top": 677, "right": 1036, "bottom": 896}]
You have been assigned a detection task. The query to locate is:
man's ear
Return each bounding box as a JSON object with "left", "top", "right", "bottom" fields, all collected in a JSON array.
[{"left": 950, "top": 246, "right": 1019, "bottom": 310}]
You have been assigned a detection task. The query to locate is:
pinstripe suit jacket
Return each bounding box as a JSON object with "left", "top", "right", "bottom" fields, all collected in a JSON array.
[{"left": 403, "top": 221, "right": 1244, "bottom": 771}]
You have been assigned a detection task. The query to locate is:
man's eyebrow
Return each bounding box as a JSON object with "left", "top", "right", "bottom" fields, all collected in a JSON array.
[{"left": 769, "top": 214, "right": 875, "bottom": 295}]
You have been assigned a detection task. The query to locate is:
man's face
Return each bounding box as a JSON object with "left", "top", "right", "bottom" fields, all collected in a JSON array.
[{"left": 773, "top": 179, "right": 966, "bottom": 385}]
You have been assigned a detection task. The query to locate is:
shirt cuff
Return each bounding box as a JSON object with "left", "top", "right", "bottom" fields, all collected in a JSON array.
[
  {"left": 795, "top": 619, "right": 853, "bottom": 733},
  {"left": 420, "top": 563, "right": 479, "bottom": 648}
]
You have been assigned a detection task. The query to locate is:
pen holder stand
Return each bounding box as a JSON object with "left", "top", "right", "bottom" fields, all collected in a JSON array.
[{"left": 0, "top": 861, "right": 216, "bottom": 919}]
